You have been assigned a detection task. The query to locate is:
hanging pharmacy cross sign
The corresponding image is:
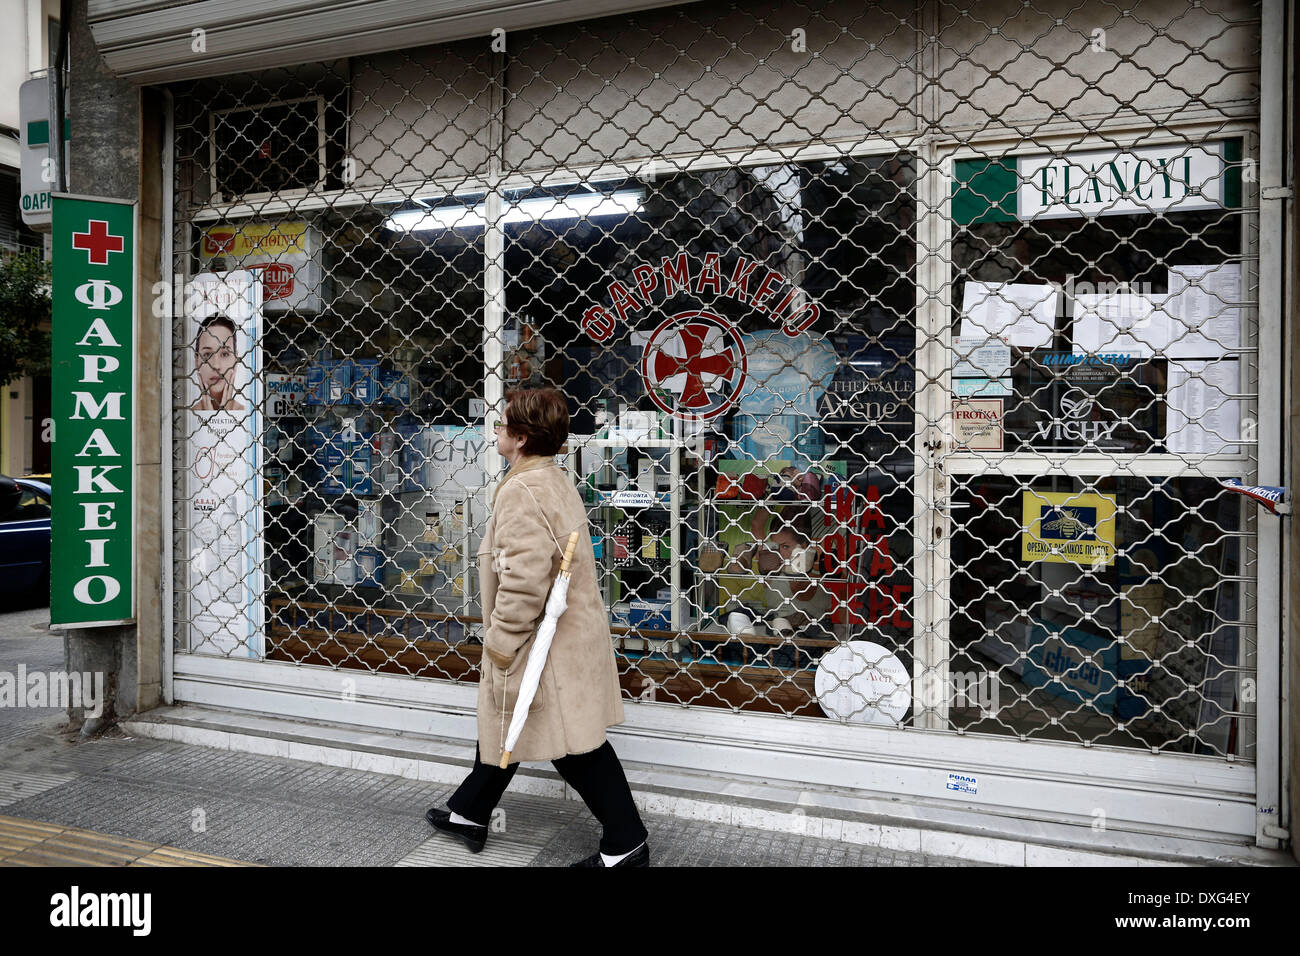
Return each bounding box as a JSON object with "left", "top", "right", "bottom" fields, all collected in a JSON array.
[{"left": 50, "top": 194, "right": 136, "bottom": 628}]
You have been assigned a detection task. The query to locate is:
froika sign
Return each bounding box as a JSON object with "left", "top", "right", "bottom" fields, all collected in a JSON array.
[
  {"left": 198, "top": 222, "right": 321, "bottom": 313},
  {"left": 951, "top": 398, "right": 1003, "bottom": 451},
  {"left": 50, "top": 195, "right": 136, "bottom": 628}
]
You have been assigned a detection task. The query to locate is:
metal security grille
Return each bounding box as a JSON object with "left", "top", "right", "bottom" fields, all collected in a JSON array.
[{"left": 168, "top": 0, "right": 1264, "bottom": 762}]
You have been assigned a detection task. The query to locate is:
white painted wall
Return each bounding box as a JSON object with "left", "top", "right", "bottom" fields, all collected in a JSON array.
[{"left": 0, "top": 0, "right": 59, "bottom": 133}]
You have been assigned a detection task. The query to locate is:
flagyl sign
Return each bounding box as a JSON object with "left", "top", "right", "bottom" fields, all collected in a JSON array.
[
  {"left": 952, "top": 140, "right": 1236, "bottom": 225},
  {"left": 1020, "top": 143, "right": 1224, "bottom": 219},
  {"left": 50, "top": 195, "right": 136, "bottom": 628}
]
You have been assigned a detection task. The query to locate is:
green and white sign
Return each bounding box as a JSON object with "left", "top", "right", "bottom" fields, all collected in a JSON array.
[
  {"left": 50, "top": 194, "right": 136, "bottom": 628},
  {"left": 19, "top": 77, "right": 70, "bottom": 232},
  {"left": 953, "top": 139, "right": 1242, "bottom": 225}
]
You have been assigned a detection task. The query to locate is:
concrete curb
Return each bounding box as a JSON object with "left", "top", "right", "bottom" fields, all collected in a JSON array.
[{"left": 121, "top": 705, "right": 1292, "bottom": 868}]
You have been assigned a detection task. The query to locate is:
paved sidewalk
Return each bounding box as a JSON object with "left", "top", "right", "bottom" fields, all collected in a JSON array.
[{"left": 0, "top": 609, "right": 979, "bottom": 867}]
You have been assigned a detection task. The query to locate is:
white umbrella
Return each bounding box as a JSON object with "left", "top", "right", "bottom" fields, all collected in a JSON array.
[{"left": 499, "top": 530, "right": 581, "bottom": 768}]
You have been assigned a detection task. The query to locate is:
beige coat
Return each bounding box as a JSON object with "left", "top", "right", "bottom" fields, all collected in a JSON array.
[{"left": 476, "top": 453, "right": 625, "bottom": 763}]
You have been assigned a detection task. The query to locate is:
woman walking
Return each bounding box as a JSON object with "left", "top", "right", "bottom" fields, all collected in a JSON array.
[{"left": 426, "top": 386, "right": 650, "bottom": 867}]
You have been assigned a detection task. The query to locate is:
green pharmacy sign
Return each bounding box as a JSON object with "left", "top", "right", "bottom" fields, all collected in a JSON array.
[{"left": 50, "top": 195, "right": 136, "bottom": 628}]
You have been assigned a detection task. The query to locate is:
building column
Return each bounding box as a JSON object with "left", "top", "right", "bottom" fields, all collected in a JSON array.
[{"left": 62, "top": 0, "right": 164, "bottom": 729}]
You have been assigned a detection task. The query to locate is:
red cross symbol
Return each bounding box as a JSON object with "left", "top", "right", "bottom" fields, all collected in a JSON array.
[
  {"left": 651, "top": 322, "right": 736, "bottom": 409},
  {"left": 72, "top": 220, "right": 125, "bottom": 265}
]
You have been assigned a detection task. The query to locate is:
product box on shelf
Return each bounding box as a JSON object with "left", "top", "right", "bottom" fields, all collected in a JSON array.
[
  {"left": 369, "top": 429, "right": 401, "bottom": 492},
  {"left": 377, "top": 368, "right": 411, "bottom": 406},
  {"left": 610, "top": 602, "right": 632, "bottom": 629},
  {"left": 629, "top": 598, "right": 671, "bottom": 632},
  {"left": 356, "top": 500, "right": 382, "bottom": 547},
  {"left": 395, "top": 417, "right": 426, "bottom": 493},
  {"left": 306, "top": 358, "right": 353, "bottom": 406},
  {"left": 345, "top": 423, "right": 373, "bottom": 496},
  {"left": 313, "top": 512, "right": 356, "bottom": 586},
  {"left": 305, "top": 363, "right": 326, "bottom": 405},
  {"left": 265, "top": 465, "right": 287, "bottom": 507},
  {"left": 316, "top": 430, "right": 348, "bottom": 496},
  {"left": 355, "top": 547, "right": 385, "bottom": 588},
  {"left": 351, "top": 358, "right": 381, "bottom": 404}
]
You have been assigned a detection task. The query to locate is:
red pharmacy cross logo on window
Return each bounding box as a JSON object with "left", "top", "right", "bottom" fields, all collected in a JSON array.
[
  {"left": 72, "top": 220, "right": 124, "bottom": 265},
  {"left": 640, "top": 311, "right": 746, "bottom": 420}
]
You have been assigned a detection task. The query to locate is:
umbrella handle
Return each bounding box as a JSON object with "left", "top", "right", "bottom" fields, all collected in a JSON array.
[
  {"left": 499, "top": 750, "right": 512, "bottom": 769},
  {"left": 560, "top": 530, "right": 580, "bottom": 573}
]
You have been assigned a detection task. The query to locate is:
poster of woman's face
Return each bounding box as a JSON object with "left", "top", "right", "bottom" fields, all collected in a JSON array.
[{"left": 193, "top": 315, "right": 245, "bottom": 411}]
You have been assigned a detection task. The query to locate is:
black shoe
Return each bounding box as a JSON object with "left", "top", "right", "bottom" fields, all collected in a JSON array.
[
  {"left": 570, "top": 843, "right": 650, "bottom": 867},
  {"left": 425, "top": 806, "right": 487, "bottom": 854}
]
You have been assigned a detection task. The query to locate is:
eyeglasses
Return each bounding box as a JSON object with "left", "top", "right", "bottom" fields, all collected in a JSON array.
[{"left": 493, "top": 419, "right": 510, "bottom": 431}]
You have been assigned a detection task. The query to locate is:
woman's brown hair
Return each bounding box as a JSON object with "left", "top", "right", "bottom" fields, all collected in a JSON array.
[{"left": 503, "top": 386, "right": 569, "bottom": 457}]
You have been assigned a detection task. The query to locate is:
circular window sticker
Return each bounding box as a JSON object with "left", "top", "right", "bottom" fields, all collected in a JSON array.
[
  {"left": 640, "top": 310, "right": 746, "bottom": 420},
  {"left": 814, "top": 640, "right": 911, "bottom": 724}
]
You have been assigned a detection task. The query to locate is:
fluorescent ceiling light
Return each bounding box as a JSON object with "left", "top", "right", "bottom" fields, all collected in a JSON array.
[{"left": 385, "top": 189, "right": 643, "bottom": 232}]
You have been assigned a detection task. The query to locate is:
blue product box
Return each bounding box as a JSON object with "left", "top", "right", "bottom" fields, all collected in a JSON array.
[
  {"left": 591, "top": 534, "right": 602, "bottom": 559},
  {"left": 317, "top": 442, "right": 347, "bottom": 495},
  {"left": 315, "top": 423, "right": 353, "bottom": 496},
  {"left": 378, "top": 368, "right": 410, "bottom": 407},
  {"left": 396, "top": 419, "right": 425, "bottom": 493},
  {"left": 1023, "top": 620, "right": 1118, "bottom": 716},
  {"left": 629, "top": 599, "right": 671, "bottom": 632},
  {"left": 349, "top": 440, "right": 373, "bottom": 496},
  {"left": 352, "top": 359, "right": 380, "bottom": 404},
  {"left": 305, "top": 363, "right": 327, "bottom": 406},
  {"left": 322, "top": 359, "right": 352, "bottom": 405}
]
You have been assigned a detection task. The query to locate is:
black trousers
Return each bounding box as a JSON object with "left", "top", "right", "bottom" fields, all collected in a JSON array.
[{"left": 447, "top": 740, "right": 648, "bottom": 855}]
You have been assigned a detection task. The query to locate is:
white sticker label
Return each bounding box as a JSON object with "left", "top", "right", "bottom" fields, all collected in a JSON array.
[
  {"left": 953, "top": 376, "right": 1012, "bottom": 398},
  {"left": 946, "top": 772, "right": 978, "bottom": 796}
]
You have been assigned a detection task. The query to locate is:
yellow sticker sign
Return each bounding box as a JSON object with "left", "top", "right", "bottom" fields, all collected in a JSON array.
[
  {"left": 199, "top": 222, "right": 309, "bottom": 258},
  {"left": 1021, "top": 490, "right": 1117, "bottom": 566}
]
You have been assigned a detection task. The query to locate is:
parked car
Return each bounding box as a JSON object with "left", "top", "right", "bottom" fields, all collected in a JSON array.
[{"left": 0, "top": 475, "right": 51, "bottom": 607}]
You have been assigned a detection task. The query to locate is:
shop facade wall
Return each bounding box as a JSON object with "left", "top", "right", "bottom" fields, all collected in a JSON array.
[
  {"left": 349, "top": 41, "right": 497, "bottom": 190},
  {"left": 933, "top": 0, "right": 1260, "bottom": 133},
  {"left": 503, "top": 0, "right": 920, "bottom": 174},
  {"left": 154, "top": 0, "right": 1284, "bottom": 847}
]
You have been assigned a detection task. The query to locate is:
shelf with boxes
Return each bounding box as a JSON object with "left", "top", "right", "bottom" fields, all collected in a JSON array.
[
  {"left": 262, "top": 345, "right": 485, "bottom": 623},
  {"left": 568, "top": 424, "right": 702, "bottom": 642}
]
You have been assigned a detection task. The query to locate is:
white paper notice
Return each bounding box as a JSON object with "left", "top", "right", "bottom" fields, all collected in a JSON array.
[
  {"left": 960, "top": 282, "right": 1058, "bottom": 348},
  {"left": 1071, "top": 292, "right": 1173, "bottom": 356},
  {"left": 1166, "top": 264, "right": 1240, "bottom": 358},
  {"left": 953, "top": 335, "right": 1012, "bottom": 378},
  {"left": 1166, "top": 359, "right": 1241, "bottom": 455}
]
